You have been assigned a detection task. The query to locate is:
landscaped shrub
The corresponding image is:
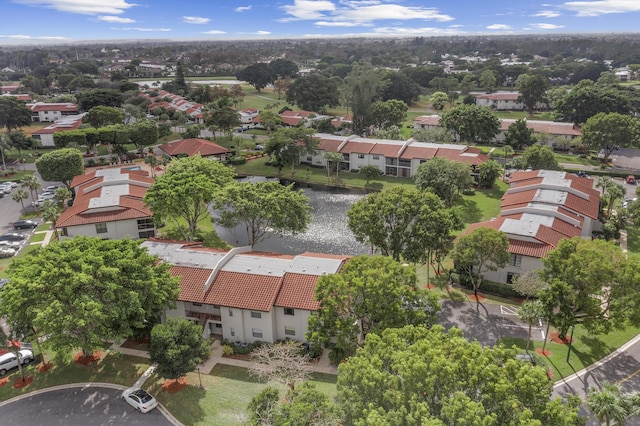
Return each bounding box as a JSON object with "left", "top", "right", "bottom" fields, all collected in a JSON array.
[
  {"left": 229, "top": 157, "right": 246, "bottom": 165},
  {"left": 87, "top": 159, "right": 96, "bottom": 167},
  {"left": 222, "top": 345, "right": 235, "bottom": 357},
  {"left": 462, "top": 188, "right": 476, "bottom": 196},
  {"left": 453, "top": 271, "right": 522, "bottom": 299}
]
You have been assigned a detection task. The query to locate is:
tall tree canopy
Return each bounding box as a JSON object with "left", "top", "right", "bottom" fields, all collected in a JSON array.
[
  {"left": 504, "top": 118, "right": 536, "bottom": 151},
  {"left": 513, "top": 144, "right": 559, "bottom": 170},
  {"left": 264, "top": 127, "right": 318, "bottom": 175},
  {"left": 581, "top": 112, "right": 640, "bottom": 163},
  {"left": 285, "top": 74, "right": 339, "bottom": 113},
  {"left": 269, "top": 59, "right": 299, "bottom": 78},
  {"left": 306, "top": 255, "right": 439, "bottom": 363},
  {"left": 414, "top": 157, "right": 473, "bottom": 207},
  {"left": 215, "top": 181, "right": 312, "bottom": 248},
  {"left": 516, "top": 74, "right": 550, "bottom": 115},
  {"left": 347, "top": 187, "right": 462, "bottom": 266},
  {"left": 76, "top": 88, "right": 123, "bottom": 111},
  {"left": 35, "top": 148, "right": 84, "bottom": 188},
  {"left": 369, "top": 99, "right": 408, "bottom": 130},
  {"left": 0, "top": 237, "right": 179, "bottom": 357},
  {"left": 539, "top": 237, "right": 640, "bottom": 339},
  {"left": 554, "top": 81, "right": 631, "bottom": 124},
  {"left": 203, "top": 96, "right": 242, "bottom": 139},
  {"left": 380, "top": 71, "right": 423, "bottom": 104},
  {"left": 440, "top": 104, "right": 500, "bottom": 143},
  {"left": 0, "top": 97, "right": 32, "bottom": 132},
  {"left": 144, "top": 155, "right": 236, "bottom": 241},
  {"left": 237, "top": 63, "right": 277, "bottom": 93},
  {"left": 84, "top": 105, "right": 125, "bottom": 128},
  {"left": 337, "top": 325, "right": 583, "bottom": 425}
]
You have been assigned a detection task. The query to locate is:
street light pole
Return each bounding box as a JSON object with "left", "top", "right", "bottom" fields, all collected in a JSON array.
[
  {"left": 197, "top": 367, "right": 203, "bottom": 389},
  {"left": 566, "top": 325, "right": 576, "bottom": 363}
]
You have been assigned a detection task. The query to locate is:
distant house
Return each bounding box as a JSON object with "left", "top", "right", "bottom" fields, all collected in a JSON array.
[
  {"left": 31, "top": 114, "right": 86, "bottom": 147},
  {"left": 463, "top": 170, "right": 600, "bottom": 284},
  {"left": 158, "top": 138, "right": 230, "bottom": 160},
  {"left": 0, "top": 85, "right": 19, "bottom": 94},
  {"left": 56, "top": 167, "right": 156, "bottom": 240},
  {"left": 27, "top": 102, "right": 79, "bottom": 122},
  {"left": 302, "top": 133, "right": 487, "bottom": 178},
  {"left": 139, "top": 89, "right": 204, "bottom": 123},
  {"left": 142, "top": 239, "right": 349, "bottom": 342},
  {"left": 238, "top": 108, "right": 259, "bottom": 126},
  {"left": 280, "top": 110, "right": 330, "bottom": 127}
]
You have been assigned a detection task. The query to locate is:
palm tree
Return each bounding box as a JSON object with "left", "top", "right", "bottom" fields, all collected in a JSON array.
[
  {"left": 54, "top": 187, "right": 72, "bottom": 208},
  {"left": 518, "top": 300, "right": 545, "bottom": 351},
  {"left": 597, "top": 177, "right": 626, "bottom": 216},
  {"left": 21, "top": 174, "right": 41, "bottom": 201},
  {"left": 144, "top": 154, "right": 160, "bottom": 178},
  {"left": 324, "top": 151, "right": 343, "bottom": 184},
  {"left": 41, "top": 202, "right": 61, "bottom": 240},
  {"left": 11, "top": 188, "right": 29, "bottom": 213},
  {"left": 586, "top": 382, "right": 635, "bottom": 426}
]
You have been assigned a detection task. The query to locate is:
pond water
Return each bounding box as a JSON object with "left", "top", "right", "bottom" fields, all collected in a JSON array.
[{"left": 213, "top": 179, "right": 370, "bottom": 256}]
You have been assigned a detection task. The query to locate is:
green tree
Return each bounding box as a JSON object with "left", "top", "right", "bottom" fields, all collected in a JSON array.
[
  {"left": 129, "top": 120, "right": 158, "bottom": 152},
  {"left": 269, "top": 59, "right": 299, "bottom": 78},
  {"left": 144, "top": 155, "right": 236, "bottom": 241},
  {"left": 586, "top": 382, "right": 638, "bottom": 426},
  {"left": 274, "top": 382, "right": 336, "bottom": 425},
  {"left": 440, "top": 104, "right": 500, "bottom": 143},
  {"left": 513, "top": 144, "right": 559, "bottom": 170},
  {"left": 582, "top": 112, "right": 640, "bottom": 163},
  {"left": 258, "top": 110, "right": 282, "bottom": 135},
  {"left": 516, "top": 74, "right": 550, "bottom": 115},
  {"left": 20, "top": 174, "right": 42, "bottom": 200},
  {"left": 476, "top": 159, "right": 503, "bottom": 189},
  {"left": 346, "top": 64, "right": 380, "bottom": 136},
  {"left": 554, "top": 81, "right": 631, "bottom": 124},
  {"left": 451, "top": 227, "right": 510, "bottom": 300},
  {"left": 237, "top": 63, "right": 277, "bottom": 93},
  {"left": 518, "top": 300, "right": 545, "bottom": 351},
  {"left": 35, "top": 148, "right": 84, "bottom": 188},
  {"left": 504, "top": 118, "right": 536, "bottom": 151},
  {"left": 203, "top": 96, "right": 242, "bottom": 140},
  {"left": 1, "top": 237, "right": 179, "bottom": 357},
  {"left": 0, "top": 97, "right": 31, "bottom": 132},
  {"left": 76, "top": 88, "right": 123, "bottom": 111},
  {"left": 264, "top": 127, "right": 318, "bottom": 175},
  {"left": 324, "top": 151, "right": 344, "bottom": 184},
  {"left": 539, "top": 238, "right": 640, "bottom": 339},
  {"left": 337, "top": 325, "right": 582, "bottom": 425},
  {"left": 54, "top": 187, "right": 72, "bottom": 208},
  {"left": 144, "top": 154, "right": 160, "bottom": 178},
  {"left": 598, "top": 176, "right": 626, "bottom": 216},
  {"left": 286, "top": 74, "right": 339, "bottom": 113},
  {"left": 5, "top": 130, "right": 35, "bottom": 153},
  {"left": 40, "top": 201, "right": 61, "bottom": 240},
  {"left": 247, "top": 387, "right": 280, "bottom": 425},
  {"left": 380, "top": 71, "right": 423, "bottom": 105},
  {"left": 479, "top": 69, "right": 498, "bottom": 93},
  {"left": 429, "top": 91, "right": 449, "bottom": 111},
  {"left": 347, "top": 187, "right": 462, "bottom": 267},
  {"left": 370, "top": 99, "right": 408, "bottom": 130},
  {"left": 149, "top": 318, "right": 211, "bottom": 381},
  {"left": 411, "top": 127, "right": 455, "bottom": 144},
  {"left": 84, "top": 106, "right": 125, "bottom": 128},
  {"left": 414, "top": 157, "right": 473, "bottom": 207},
  {"left": 306, "top": 255, "right": 439, "bottom": 363},
  {"left": 512, "top": 270, "right": 548, "bottom": 300},
  {"left": 358, "top": 164, "right": 383, "bottom": 186},
  {"left": 11, "top": 188, "right": 29, "bottom": 213},
  {"left": 214, "top": 181, "right": 311, "bottom": 248}
]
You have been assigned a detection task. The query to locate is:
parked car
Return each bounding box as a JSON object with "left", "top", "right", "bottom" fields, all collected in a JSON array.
[
  {"left": 514, "top": 353, "right": 537, "bottom": 366},
  {"left": 121, "top": 387, "right": 158, "bottom": 413},
  {"left": 0, "top": 185, "right": 12, "bottom": 194},
  {"left": 0, "top": 233, "right": 26, "bottom": 241},
  {"left": 44, "top": 185, "right": 60, "bottom": 192},
  {"left": 0, "top": 240, "right": 21, "bottom": 248},
  {"left": 12, "top": 220, "right": 38, "bottom": 230},
  {"left": 0, "top": 247, "right": 17, "bottom": 258},
  {"left": 627, "top": 175, "right": 637, "bottom": 185},
  {"left": 0, "top": 349, "right": 34, "bottom": 375},
  {"left": 3, "top": 181, "right": 18, "bottom": 188}
]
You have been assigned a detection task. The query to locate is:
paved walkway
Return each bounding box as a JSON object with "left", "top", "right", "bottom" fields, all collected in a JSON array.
[{"left": 30, "top": 229, "right": 54, "bottom": 246}]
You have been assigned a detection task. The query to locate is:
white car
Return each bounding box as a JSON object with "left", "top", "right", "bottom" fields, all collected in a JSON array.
[
  {"left": 4, "top": 181, "right": 18, "bottom": 188},
  {"left": 0, "top": 186, "right": 11, "bottom": 194},
  {"left": 0, "top": 349, "right": 34, "bottom": 375},
  {"left": 0, "top": 240, "right": 21, "bottom": 248},
  {"left": 121, "top": 387, "right": 159, "bottom": 413},
  {"left": 0, "top": 247, "right": 17, "bottom": 258}
]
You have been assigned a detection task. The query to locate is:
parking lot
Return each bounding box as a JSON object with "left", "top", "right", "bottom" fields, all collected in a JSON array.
[{"left": 438, "top": 300, "right": 545, "bottom": 347}]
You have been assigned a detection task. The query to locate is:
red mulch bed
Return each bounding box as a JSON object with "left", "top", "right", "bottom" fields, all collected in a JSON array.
[
  {"left": 162, "top": 378, "right": 187, "bottom": 393},
  {"left": 468, "top": 293, "right": 486, "bottom": 301},
  {"left": 0, "top": 349, "right": 7, "bottom": 355},
  {"left": 536, "top": 348, "right": 552, "bottom": 356},
  {"left": 0, "top": 377, "right": 9, "bottom": 387},
  {"left": 424, "top": 283, "right": 436, "bottom": 289},
  {"left": 38, "top": 362, "right": 54, "bottom": 373},
  {"left": 13, "top": 376, "right": 33, "bottom": 389},
  {"left": 549, "top": 332, "right": 572, "bottom": 345},
  {"left": 74, "top": 351, "right": 102, "bottom": 366}
]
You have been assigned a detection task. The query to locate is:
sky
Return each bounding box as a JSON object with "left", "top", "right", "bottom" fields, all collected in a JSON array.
[{"left": 2, "top": 0, "right": 640, "bottom": 44}]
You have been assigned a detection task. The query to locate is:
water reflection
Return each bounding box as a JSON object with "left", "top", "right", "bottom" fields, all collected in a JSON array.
[{"left": 213, "top": 179, "right": 370, "bottom": 256}]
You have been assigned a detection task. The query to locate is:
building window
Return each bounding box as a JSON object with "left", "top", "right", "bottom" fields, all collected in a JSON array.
[
  {"left": 137, "top": 218, "right": 154, "bottom": 229},
  {"left": 192, "top": 302, "right": 202, "bottom": 307},
  {"left": 284, "top": 308, "right": 294, "bottom": 316},
  {"left": 138, "top": 230, "right": 155, "bottom": 239},
  {"left": 306, "top": 156, "right": 312, "bottom": 161},
  {"left": 251, "top": 311, "right": 262, "bottom": 319},
  {"left": 230, "top": 327, "right": 235, "bottom": 337},
  {"left": 358, "top": 153, "right": 365, "bottom": 159},
  {"left": 61, "top": 227, "right": 68, "bottom": 237},
  {"left": 228, "top": 309, "right": 233, "bottom": 317},
  {"left": 510, "top": 254, "right": 522, "bottom": 267},
  {"left": 284, "top": 326, "right": 296, "bottom": 336},
  {"left": 372, "top": 155, "right": 379, "bottom": 160},
  {"left": 506, "top": 272, "right": 520, "bottom": 284},
  {"left": 252, "top": 328, "right": 263, "bottom": 338},
  {"left": 95, "top": 223, "right": 107, "bottom": 234}
]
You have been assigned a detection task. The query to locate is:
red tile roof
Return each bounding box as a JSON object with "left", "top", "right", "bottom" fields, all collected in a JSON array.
[
  {"left": 56, "top": 196, "right": 152, "bottom": 227},
  {"left": 28, "top": 102, "right": 78, "bottom": 112},
  {"left": 159, "top": 138, "right": 229, "bottom": 157},
  {"left": 341, "top": 141, "right": 377, "bottom": 154},
  {"left": 508, "top": 239, "right": 552, "bottom": 258},
  {"left": 274, "top": 273, "right": 320, "bottom": 310},
  {"left": 170, "top": 266, "right": 212, "bottom": 303},
  {"left": 317, "top": 137, "right": 343, "bottom": 152},
  {"left": 204, "top": 271, "right": 282, "bottom": 312}
]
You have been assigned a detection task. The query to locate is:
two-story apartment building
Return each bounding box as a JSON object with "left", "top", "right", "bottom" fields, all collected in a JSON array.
[
  {"left": 56, "top": 167, "right": 156, "bottom": 240},
  {"left": 302, "top": 133, "right": 487, "bottom": 178},
  {"left": 27, "top": 102, "right": 79, "bottom": 122},
  {"left": 463, "top": 170, "right": 600, "bottom": 284},
  {"left": 141, "top": 240, "right": 348, "bottom": 342},
  {"left": 31, "top": 114, "right": 86, "bottom": 147}
]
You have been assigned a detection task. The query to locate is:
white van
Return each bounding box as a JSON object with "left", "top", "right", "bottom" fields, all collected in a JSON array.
[{"left": 0, "top": 349, "right": 34, "bottom": 375}]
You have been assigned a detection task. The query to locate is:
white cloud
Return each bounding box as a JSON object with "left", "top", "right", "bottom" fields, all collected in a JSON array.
[
  {"left": 98, "top": 15, "right": 135, "bottom": 23},
  {"left": 486, "top": 24, "right": 512, "bottom": 30},
  {"left": 533, "top": 10, "right": 561, "bottom": 17},
  {"left": 13, "top": 0, "right": 135, "bottom": 15},
  {"left": 530, "top": 22, "right": 565, "bottom": 29},
  {"left": 281, "top": 0, "right": 453, "bottom": 25},
  {"left": 562, "top": 0, "right": 640, "bottom": 16},
  {"left": 254, "top": 30, "right": 271, "bottom": 34},
  {"left": 0, "top": 34, "right": 69, "bottom": 39},
  {"left": 182, "top": 16, "right": 210, "bottom": 24},
  {"left": 315, "top": 20, "right": 369, "bottom": 27},
  {"left": 113, "top": 27, "right": 171, "bottom": 32},
  {"left": 202, "top": 30, "right": 226, "bottom": 34},
  {"left": 235, "top": 5, "right": 252, "bottom": 12}
]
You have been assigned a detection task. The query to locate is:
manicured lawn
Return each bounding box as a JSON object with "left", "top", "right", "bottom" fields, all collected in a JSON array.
[
  {"left": 454, "top": 180, "right": 507, "bottom": 226},
  {"left": 28, "top": 231, "right": 47, "bottom": 243},
  {"left": 147, "top": 364, "right": 337, "bottom": 426},
  {"left": 627, "top": 228, "right": 640, "bottom": 253},
  {"left": 500, "top": 324, "right": 640, "bottom": 382},
  {"left": 0, "top": 170, "right": 35, "bottom": 183},
  {"left": 555, "top": 153, "right": 601, "bottom": 166},
  {"left": 0, "top": 239, "right": 42, "bottom": 278},
  {"left": 156, "top": 211, "right": 231, "bottom": 249},
  {"left": 0, "top": 351, "right": 149, "bottom": 401}
]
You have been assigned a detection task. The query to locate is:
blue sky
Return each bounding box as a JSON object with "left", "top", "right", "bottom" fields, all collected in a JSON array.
[{"left": 1, "top": 0, "right": 640, "bottom": 44}]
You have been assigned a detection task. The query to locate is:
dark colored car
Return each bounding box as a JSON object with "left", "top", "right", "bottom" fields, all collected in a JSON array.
[
  {"left": 0, "top": 233, "right": 26, "bottom": 242},
  {"left": 12, "top": 220, "right": 38, "bottom": 230}
]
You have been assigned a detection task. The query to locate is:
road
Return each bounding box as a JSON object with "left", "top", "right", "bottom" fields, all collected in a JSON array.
[{"left": 0, "top": 385, "right": 174, "bottom": 425}]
